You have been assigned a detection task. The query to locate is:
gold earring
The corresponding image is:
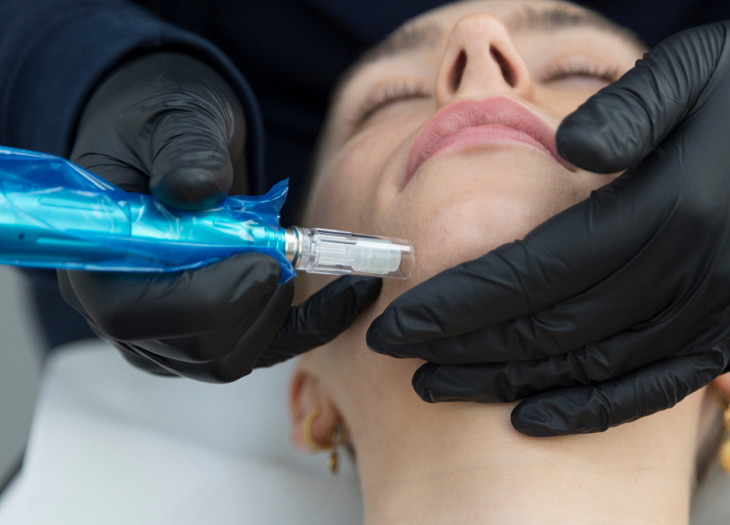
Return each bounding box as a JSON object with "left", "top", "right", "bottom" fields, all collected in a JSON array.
[
  {"left": 301, "top": 407, "right": 348, "bottom": 474},
  {"left": 711, "top": 385, "right": 730, "bottom": 473}
]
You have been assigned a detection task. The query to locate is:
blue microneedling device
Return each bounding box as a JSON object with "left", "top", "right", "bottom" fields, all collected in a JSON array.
[{"left": 0, "top": 147, "right": 414, "bottom": 283}]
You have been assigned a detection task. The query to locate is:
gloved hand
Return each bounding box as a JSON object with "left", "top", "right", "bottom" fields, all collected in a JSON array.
[
  {"left": 367, "top": 22, "right": 730, "bottom": 435},
  {"left": 59, "top": 52, "right": 382, "bottom": 382}
]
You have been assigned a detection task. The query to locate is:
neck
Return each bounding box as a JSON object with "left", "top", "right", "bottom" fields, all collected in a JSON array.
[
  {"left": 355, "top": 394, "right": 704, "bottom": 525},
  {"left": 356, "top": 399, "right": 699, "bottom": 525}
]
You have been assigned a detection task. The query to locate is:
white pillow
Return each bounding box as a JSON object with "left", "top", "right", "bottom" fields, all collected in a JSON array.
[{"left": 0, "top": 340, "right": 362, "bottom": 525}]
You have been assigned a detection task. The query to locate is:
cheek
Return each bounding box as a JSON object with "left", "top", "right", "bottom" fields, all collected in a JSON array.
[
  {"left": 305, "top": 119, "right": 418, "bottom": 232},
  {"left": 315, "top": 320, "right": 424, "bottom": 449},
  {"left": 535, "top": 87, "right": 600, "bottom": 119},
  {"left": 304, "top": 149, "right": 374, "bottom": 231}
]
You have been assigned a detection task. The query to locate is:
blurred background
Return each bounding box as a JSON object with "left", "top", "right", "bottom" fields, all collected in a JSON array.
[{"left": 0, "top": 267, "right": 41, "bottom": 494}]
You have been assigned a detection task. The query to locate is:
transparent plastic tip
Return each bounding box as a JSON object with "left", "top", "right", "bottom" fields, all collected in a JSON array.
[{"left": 291, "top": 227, "right": 414, "bottom": 279}]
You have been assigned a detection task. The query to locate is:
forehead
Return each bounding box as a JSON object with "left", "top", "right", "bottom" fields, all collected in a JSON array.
[
  {"left": 411, "top": 0, "right": 579, "bottom": 28},
  {"left": 395, "top": 0, "right": 635, "bottom": 39}
]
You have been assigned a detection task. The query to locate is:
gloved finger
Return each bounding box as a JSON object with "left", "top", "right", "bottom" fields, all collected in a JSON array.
[
  {"left": 510, "top": 348, "right": 730, "bottom": 437},
  {"left": 409, "top": 331, "right": 647, "bottom": 403},
  {"left": 372, "top": 224, "right": 684, "bottom": 363},
  {"left": 149, "top": 104, "right": 237, "bottom": 209},
  {"left": 257, "top": 276, "right": 383, "bottom": 368},
  {"left": 411, "top": 357, "right": 578, "bottom": 404},
  {"left": 64, "top": 253, "right": 280, "bottom": 341},
  {"left": 370, "top": 288, "right": 652, "bottom": 363},
  {"left": 127, "top": 277, "right": 281, "bottom": 363},
  {"left": 62, "top": 266, "right": 270, "bottom": 364},
  {"left": 130, "top": 282, "right": 296, "bottom": 383},
  {"left": 115, "top": 345, "right": 178, "bottom": 377},
  {"left": 411, "top": 296, "right": 730, "bottom": 403},
  {"left": 557, "top": 23, "right": 726, "bottom": 173}
]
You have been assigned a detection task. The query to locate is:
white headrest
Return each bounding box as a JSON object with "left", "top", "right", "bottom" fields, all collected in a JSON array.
[{"left": 0, "top": 340, "right": 362, "bottom": 525}]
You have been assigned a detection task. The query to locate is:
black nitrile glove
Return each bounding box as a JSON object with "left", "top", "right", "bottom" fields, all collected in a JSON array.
[
  {"left": 59, "top": 52, "right": 381, "bottom": 381},
  {"left": 367, "top": 22, "right": 730, "bottom": 435}
]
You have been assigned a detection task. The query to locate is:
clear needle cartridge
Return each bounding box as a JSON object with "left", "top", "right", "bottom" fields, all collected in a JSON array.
[{"left": 285, "top": 227, "right": 414, "bottom": 279}]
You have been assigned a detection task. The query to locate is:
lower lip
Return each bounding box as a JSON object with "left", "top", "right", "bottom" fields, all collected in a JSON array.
[{"left": 406, "top": 125, "right": 556, "bottom": 184}]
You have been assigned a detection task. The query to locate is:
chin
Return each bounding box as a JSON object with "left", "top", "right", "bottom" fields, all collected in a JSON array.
[{"left": 379, "top": 151, "right": 581, "bottom": 279}]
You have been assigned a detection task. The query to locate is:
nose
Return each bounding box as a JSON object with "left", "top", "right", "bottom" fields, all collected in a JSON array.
[{"left": 435, "top": 13, "right": 534, "bottom": 107}]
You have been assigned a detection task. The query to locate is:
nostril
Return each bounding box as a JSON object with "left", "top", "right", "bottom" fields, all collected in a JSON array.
[
  {"left": 490, "top": 46, "right": 516, "bottom": 88},
  {"left": 449, "top": 50, "right": 467, "bottom": 93}
]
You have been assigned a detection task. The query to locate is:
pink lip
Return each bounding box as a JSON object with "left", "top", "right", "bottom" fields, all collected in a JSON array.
[{"left": 405, "top": 96, "right": 575, "bottom": 184}]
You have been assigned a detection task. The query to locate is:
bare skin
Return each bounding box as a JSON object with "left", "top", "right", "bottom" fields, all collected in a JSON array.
[{"left": 289, "top": 2, "right": 730, "bottom": 524}]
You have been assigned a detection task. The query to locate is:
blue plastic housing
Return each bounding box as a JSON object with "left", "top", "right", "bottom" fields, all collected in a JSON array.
[{"left": 0, "top": 146, "right": 295, "bottom": 283}]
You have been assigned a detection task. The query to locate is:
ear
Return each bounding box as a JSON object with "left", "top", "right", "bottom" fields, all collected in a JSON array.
[
  {"left": 698, "top": 373, "right": 730, "bottom": 435},
  {"left": 289, "top": 356, "right": 342, "bottom": 451},
  {"left": 711, "top": 372, "right": 730, "bottom": 402}
]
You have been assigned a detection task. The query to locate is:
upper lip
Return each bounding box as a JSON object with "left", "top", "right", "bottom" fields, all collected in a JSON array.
[{"left": 405, "top": 95, "right": 575, "bottom": 183}]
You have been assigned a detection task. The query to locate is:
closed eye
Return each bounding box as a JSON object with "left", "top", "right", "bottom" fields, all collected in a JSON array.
[
  {"left": 540, "top": 63, "right": 620, "bottom": 83},
  {"left": 352, "top": 82, "right": 429, "bottom": 126}
]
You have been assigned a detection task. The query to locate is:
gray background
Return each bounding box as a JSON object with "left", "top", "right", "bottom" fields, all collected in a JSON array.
[{"left": 0, "top": 266, "right": 41, "bottom": 490}]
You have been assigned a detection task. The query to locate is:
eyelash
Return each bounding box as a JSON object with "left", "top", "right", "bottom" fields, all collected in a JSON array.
[
  {"left": 353, "top": 82, "right": 429, "bottom": 125},
  {"left": 540, "top": 63, "right": 620, "bottom": 83}
]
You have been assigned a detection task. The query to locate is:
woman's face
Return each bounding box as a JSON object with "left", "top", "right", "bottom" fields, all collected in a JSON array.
[
  {"left": 294, "top": 0, "right": 648, "bottom": 458},
  {"left": 303, "top": 0, "right": 643, "bottom": 298}
]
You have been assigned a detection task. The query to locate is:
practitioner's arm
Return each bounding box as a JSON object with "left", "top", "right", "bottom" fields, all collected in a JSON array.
[{"left": 367, "top": 22, "right": 730, "bottom": 435}]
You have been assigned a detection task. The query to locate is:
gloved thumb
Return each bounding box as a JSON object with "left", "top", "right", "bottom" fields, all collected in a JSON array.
[
  {"left": 72, "top": 51, "right": 248, "bottom": 210},
  {"left": 256, "top": 275, "right": 383, "bottom": 368},
  {"left": 556, "top": 23, "right": 727, "bottom": 173},
  {"left": 149, "top": 95, "right": 242, "bottom": 210}
]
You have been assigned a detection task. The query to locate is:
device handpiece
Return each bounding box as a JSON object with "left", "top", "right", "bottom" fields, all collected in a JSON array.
[{"left": 0, "top": 147, "right": 414, "bottom": 283}]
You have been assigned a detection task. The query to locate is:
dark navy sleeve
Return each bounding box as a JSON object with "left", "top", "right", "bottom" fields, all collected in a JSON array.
[{"left": 0, "top": 0, "right": 265, "bottom": 192}]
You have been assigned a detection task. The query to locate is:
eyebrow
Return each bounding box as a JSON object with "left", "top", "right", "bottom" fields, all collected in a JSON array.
[
  {"left": 331, "top": 5, "right": 646, "bottom": 108},
  {"left": 330, "top": 22, "right": 443, "bottom": 99},
  {"left": 358, "top": 21, "right": 444, "bottom": 67},
  {"left": 505, "top": 5, "right": 646, "bottom": 49}
]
